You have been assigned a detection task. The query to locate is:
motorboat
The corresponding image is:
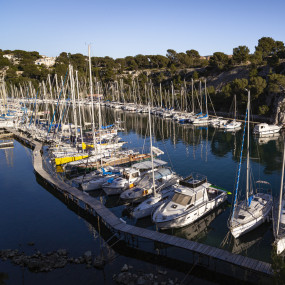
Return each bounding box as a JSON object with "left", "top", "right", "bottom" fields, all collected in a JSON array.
[
  {"left": 130, "top": 185, "right": 175, "bottom": 219},
  {"left": 120, "top": 167, "right": 179, "bottom": 203},
  {"left": 102, "top": 159, "right": 167, "bottom": 196},
  {"left": 253, "top": 123, "right": 281, "bottom": 136},
  {"left": 152, "top": 173, "right": 228, "bottom": 229}
]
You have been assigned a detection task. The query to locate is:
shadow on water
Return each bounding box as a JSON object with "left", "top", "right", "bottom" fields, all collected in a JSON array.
[
  {"left": 0, "top": 273, "right": 8, "bottom": 285},
  {"left": 34, "top": 173, "right": 252, "bottom": 285},
  {"left": 161, "top": 203, "right": 228, "bottom": 241}
]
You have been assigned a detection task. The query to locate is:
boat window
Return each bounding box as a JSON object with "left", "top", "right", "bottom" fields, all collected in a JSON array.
[
  {"left": 172, "top": 193, "right": 192, "bottom": 206},
  {"left": 238, "top": 215, "right": 245, "bottom": 220},
  {"left": 132, "top": 172, "right": 139, "bottom": 178},
  {"left": 196, "top": 190, "right": 204, "bottom": 201}
]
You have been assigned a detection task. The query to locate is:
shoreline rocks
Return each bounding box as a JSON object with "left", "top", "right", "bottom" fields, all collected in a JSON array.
[{"left": 0, "top": 248, "right": 94, "bottom": 272}]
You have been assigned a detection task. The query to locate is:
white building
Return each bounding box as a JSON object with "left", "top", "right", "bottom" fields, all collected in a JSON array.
[{"left": 35, "top": 55, "right": 56, "bottom": 67}]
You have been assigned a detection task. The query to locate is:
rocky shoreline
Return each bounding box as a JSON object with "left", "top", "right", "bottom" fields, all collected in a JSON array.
[{"left": 0, "top": 248, "right": 182, "bottom": 284}]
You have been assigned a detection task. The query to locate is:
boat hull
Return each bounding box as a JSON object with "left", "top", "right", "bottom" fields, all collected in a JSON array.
[{"left": 153, "top": 193, "right": 227, "bottom": 229}]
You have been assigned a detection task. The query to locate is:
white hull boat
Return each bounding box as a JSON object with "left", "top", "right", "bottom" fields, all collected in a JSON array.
[
  {"left": 152, "top": 174, "right": 228, "bottom": 229},
  {"left": 253, "top": 123, "right": 281, "bottom": 136}
]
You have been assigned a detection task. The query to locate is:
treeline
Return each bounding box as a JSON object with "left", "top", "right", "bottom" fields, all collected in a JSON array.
[{"left": 1, "top": 37, "right": 285, "bottom": 116}]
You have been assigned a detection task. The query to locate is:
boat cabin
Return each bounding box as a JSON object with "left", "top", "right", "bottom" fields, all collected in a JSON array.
[{"left": 171, "top": 186, "right": 208, "bottom": 209}]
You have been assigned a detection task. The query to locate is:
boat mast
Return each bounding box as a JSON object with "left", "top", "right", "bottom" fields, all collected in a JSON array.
[
  {"left": 277, "top": 140, "right": 285, "bottom": 237},
  {"left": 199, "top": 81, "right": 202, "bottom": 114},
  {"left": 192, "top": 78, "right": 194, "bottom": 114},
  {"left": 246, "top": 90, "right": 250, "bottom": 206},
  {"left": 88, "top": 45, "right": 96, "bottom": 150},
  {"left": 234, "top": 94, "right": 237, "bottom": 122},
  {"left": 205, "top": 80, "right": 208, "bottom": 117},
  {"left": 148, "top": 104, "right": 156, "bottom": 197}
]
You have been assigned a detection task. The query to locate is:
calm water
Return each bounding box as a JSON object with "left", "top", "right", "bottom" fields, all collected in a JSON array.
[
  {"left": 0, "top": 107, "right": 283, "bottom": 284},
  {"left": 100, "top": 108, "right": 282, "bottom": 262}
]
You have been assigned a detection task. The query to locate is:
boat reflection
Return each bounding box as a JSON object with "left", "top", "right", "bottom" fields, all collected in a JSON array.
[
  {"left": 229, "top": 221, "right": 271, "bottom": 255},
  {"left": 160, "top": 204, "right": 227, "bottom": 241},
  {"left": 254, "top": 133, "right": 280, "bottom": 145}
]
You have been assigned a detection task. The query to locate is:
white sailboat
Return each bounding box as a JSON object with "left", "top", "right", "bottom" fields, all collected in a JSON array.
[
  {"left": 228, "top": 90, "right": 273, "bottom": 238},
  {"left": 273, "top": 140, "right": 285, "bottom": 255},
  {"left": 120, "top": 104, "right": 178, "bottom": 203},
  {"left": 222, "top": 95, "right": 242, "bottom": 130}
]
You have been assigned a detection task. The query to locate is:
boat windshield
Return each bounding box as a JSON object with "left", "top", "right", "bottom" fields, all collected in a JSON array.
[{"left": 172, "top": 193, "right": 192, "bottom": 206}]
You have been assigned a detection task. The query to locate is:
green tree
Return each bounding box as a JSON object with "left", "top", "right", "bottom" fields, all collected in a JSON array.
[
  {"left": 210, "top": 52, "right": 229, "bottom": 70},
  {"left": 221, "top": 83, "right": 232, "bottom": 98},
  {"left": 268, "top": 73, "right": 285, "bottom": 93},
  {"left": 249, "top": 67, "right": 258, "bottom": 77},
  {"left": 186, "top": 49, "right": 200, "bottom": 58},
  {"left": 256, "top": 37, "right": 276, "bottom": 58},
  {"left": 134, "top": 54, "right": 149, "bottom": 69},
  {"left": 149, "top": 55, "right": 169, "bottom": 68},
  {"left": 250, "top": 50, "right": 263, "bottom": 65},
  {"left": 231, "top": 78, "right": 248, "bottom": 103},
  {"left": 0, "top": 56, "right": 11, "bottom": 68},
  {"left": 22, "top": 64, "right": 41, "bottom": 79},
  {"left": 192, "top": 71, "right": 199, "bottom": 80},
  {"left": 170, "top": 63, "right": 176, "bottom": 75},
  {"left": 258, "top": 105, "right": 269, "bottom": 115},
  {"left": 166, "top": 49, "right": 178, "bottom": 65},
  {"left": 125, "top": 56, "right": 138, "bottom": 70},
  {"left": 232, "top": 45, "right": 250, "bottom": 64},
  {"left": 267, "top": 55, "right": 279, "bottom": 67},
  {"left": 249, "top": 76, "right": 267, "bottom": 99}
]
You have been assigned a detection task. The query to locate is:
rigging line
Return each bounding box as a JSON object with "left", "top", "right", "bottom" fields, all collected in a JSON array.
[
  {"left": 141, "top": 114, "right": 149, "bottom": 155},
  {"left": 157, "top": 118, "right": 175, "bottom": 171},
  {"left": 231, "top": 108, "right": 248, "bottom": 224},
  {"left": 47, "top": 68, "right": 69, "bottom": 134}
]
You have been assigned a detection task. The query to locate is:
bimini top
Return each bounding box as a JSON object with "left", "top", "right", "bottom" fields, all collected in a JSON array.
[
  {"left": 179, "top": 173, "right": 207, "bottom": 189},
  {"left": 132, "top": 159, "right": 167, "bottom": 170}
]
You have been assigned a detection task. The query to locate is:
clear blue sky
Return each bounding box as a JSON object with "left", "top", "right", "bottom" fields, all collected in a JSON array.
[{"left": 1, "top": 0, "right": 284, "bottom": 58}]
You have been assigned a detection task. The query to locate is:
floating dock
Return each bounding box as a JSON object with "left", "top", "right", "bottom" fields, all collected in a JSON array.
[{"left": 7, "top": 128, "right": 273, "bottom": 283}]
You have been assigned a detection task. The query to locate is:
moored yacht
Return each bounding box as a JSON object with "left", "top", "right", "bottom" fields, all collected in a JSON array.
[
  {"left": 152, "top": 173, "right": 228, "bottom": 229},
  {"left": 120, "top": 167, "right": 179, "bottom": 203},
  {"left": 253, "top": 123, "right": 281, "bottom": 136},
  {"left": 102, "top": 159, "right": 167, "bottom": 196}
]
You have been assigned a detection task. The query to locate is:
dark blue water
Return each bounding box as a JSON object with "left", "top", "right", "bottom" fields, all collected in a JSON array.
[
  {"left": 0, "top": 140, "right": 211, "bottom": 285},
  {"left": 101, "top": 109, "right": 282, "bottom": 262},
  {"left": 0, "top": 108, "right": 283, "bottom": 283}
]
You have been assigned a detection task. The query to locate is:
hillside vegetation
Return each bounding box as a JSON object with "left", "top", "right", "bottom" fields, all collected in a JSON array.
[{"left": 1, "top": 37, "right": 285, "bottom": 121}]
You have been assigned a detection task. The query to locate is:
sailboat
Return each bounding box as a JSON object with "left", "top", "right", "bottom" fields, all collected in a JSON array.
[
  {"left": 273, "top": 139, "right": 285, "bottom": 255},
  {"left": 190, "top": 81, "right": 209, "bottom": 125},
  {"left": 120, "top": 104, "right": 179, "bottom": 203},
  {"left": 222, "top": 95, "right": 242, "bottom": 130},
  {"left": 228, "top": 90, "right": 273, "bottom": 238}
]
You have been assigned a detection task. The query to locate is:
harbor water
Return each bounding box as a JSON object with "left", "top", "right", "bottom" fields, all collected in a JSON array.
[{"left": 0, "top": 107, "right": 283, "bottom": 284}]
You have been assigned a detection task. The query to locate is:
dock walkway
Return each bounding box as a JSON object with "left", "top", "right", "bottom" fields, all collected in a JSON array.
[{"left": 8, "top": 128, "right": 273, "bottom": 283}]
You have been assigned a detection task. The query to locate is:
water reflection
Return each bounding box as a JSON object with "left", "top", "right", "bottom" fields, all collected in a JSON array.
[
  {"left": 0, "top": 273, "right": 8, "bottom": 285},
  {"left": 254, "top": 133, "right": 280, "bottom": 145},
  {"left": 161, "top": 205, "right": 227, "bottom": 241},
  {"left": 228, "top": 221, "right": 271, "bottom": 256}
]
